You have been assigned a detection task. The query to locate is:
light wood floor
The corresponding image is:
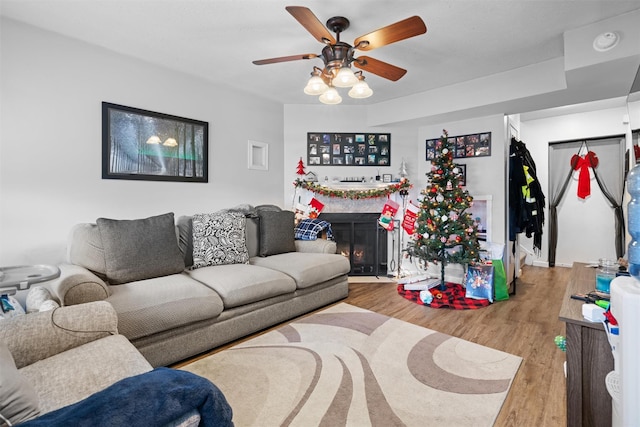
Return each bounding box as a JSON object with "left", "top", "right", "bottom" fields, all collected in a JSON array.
[
  {"left": 346, "top": 265, "right": 570, "bottom": 427},
  {"left": 176, "top": 265, "right": 570, "bottom": 427}
]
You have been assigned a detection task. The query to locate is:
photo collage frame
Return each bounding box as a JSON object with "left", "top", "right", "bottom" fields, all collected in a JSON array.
[
  {"left": 426, "top": 132, "right": 491, "bottom": 160},
  {"left": 307, "top": 132, "right": 390, "bottom": 166}
]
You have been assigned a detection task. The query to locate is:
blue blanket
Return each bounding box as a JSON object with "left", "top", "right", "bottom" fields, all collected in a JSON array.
[{"left": 21, "top": 368, "right": 233, "bottom": 427}]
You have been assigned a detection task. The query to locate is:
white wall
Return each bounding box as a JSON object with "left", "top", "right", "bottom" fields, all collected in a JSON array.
[
  {"left": 520, "top": 106, "right": 629, "bottom": 266},
  {"left": 0, "top": 19, "right": 284, "bottom": 265},
  {"left": 283, "top": 105, "right": 420, "bottom": 208}
]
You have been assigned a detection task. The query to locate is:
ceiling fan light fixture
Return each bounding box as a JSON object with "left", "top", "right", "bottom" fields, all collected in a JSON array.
[
  {"left": 253, "top": 8, "right": 427, "bottom": 104},
  {"left": 319, "top": 86, "right": 342, "bottom": 104},
  {"left": 304, "top": 75, "right": 328, "bottom": 95},
  {"left": 333, "top": 66, "right": 358, "bottom": 88},
  {"left": 349, "top": 75, "right": 373, "bottom": 98}
]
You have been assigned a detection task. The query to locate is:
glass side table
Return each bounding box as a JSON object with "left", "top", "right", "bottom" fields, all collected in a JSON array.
[{"left": 0, "top": 264, "right": 61, "bottom": 295}]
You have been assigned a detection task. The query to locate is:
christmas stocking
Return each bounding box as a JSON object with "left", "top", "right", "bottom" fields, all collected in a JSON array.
[
  {"left": 402, "top": 201, "right": 420, "bottom": 235},
  {"left": 379, "top": 199, "right": 399, "bottom": 231},
  {"left": 308, "top": 197, "right": 324, "bottom": 218}
]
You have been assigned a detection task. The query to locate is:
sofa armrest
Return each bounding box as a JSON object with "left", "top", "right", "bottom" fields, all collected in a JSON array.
[
  {"left": 49, "top": 264, "right": 110, "bottom": 306},
  {"left": 0, "top": 301, "right": 118, "bottom": 369},
  {"left": 295, "top": 239, "right": 337, "bottom": 254}
]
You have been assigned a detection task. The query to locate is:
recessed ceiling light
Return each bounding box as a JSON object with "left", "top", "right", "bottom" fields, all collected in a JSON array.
[{"left": 593, "top": 32, "right": 619, "bottom": 52}]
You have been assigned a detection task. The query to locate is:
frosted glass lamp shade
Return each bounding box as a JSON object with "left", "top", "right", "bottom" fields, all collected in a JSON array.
[
  {"left": 333, "top": 67, "right": 358, "bottom": 88},
  {"left": 146, "top": 136, "right": 161, "bottom": 144},
  {"left": 304, "top": 75, "right": 328, "bottom": 95},
  {"left": 348, "top": 79, "right": 373, "bottom": 98},
  {"left": 319, "top": 86, "right": 342, "bottom": 104}
]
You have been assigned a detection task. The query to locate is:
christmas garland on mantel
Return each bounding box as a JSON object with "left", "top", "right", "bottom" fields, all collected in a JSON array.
[{"left": 293, "top": 178, "right": 412, "bottom": 200}]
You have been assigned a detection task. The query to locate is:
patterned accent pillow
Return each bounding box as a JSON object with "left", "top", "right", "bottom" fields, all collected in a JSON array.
[{"left": 192, "top": 211, "right": 249, "bottom": 268}]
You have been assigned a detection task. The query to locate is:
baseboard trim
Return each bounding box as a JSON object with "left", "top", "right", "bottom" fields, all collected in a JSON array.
[{"left": 532, "top": 260, "right": 550, "bottom": 268}]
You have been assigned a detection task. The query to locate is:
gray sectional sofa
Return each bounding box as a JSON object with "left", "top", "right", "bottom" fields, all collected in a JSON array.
[{"left": 49, "top": 205, "right": 350, "bottom": 367}]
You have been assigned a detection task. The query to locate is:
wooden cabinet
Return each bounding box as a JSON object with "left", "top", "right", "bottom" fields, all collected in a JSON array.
[{"left": 559, "top": 263, "right": 614, "bottom": 427}]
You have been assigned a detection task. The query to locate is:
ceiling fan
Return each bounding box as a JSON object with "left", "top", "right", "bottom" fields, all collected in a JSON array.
[{"left": 252, "top": 6, "right": 427, "bottom": 104}]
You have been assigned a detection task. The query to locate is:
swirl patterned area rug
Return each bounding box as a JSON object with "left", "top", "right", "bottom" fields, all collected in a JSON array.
[{"left": 181, "top": 303, "right": 521, "bottom": 427}]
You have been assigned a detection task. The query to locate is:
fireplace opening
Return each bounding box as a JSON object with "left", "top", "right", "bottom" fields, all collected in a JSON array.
[{"left": 320, "top": 213, "right": 387, "bottom": 276}]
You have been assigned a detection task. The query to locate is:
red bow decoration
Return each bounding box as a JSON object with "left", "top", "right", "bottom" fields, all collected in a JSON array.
[{"left": 570, "top": 151, "right": 598, "bottom": 199}]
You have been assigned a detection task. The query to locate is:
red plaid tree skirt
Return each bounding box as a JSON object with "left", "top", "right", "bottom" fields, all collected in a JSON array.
[{"left": 397, "top": 283, "right": 491, "bottom": 309}]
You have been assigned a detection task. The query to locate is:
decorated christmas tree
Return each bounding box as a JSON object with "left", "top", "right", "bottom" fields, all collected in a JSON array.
[{"left": 405, "top": 130, "right": 481, "bottom": 290}]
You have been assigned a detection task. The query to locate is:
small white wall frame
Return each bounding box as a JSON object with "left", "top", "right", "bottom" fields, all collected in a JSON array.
[{"left": 248, "top": 140, "right": 268, "bottom": 170}]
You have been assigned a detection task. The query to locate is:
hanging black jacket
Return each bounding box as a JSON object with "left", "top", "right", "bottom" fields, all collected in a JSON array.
[{"left": 509, "top": 138, "right": 546, "bottom": 253}]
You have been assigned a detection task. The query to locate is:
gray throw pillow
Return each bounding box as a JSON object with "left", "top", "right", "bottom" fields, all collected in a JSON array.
[
  {"left": 0, "top": 341, "right": 40, "bottom": 424},
  {"left": 176, "top": 216, "right": 194, "bottom": 268},
  {"left": 192, "top": 211, "right": 249, "bottom": 268},
  {"left": 258, "top": 210, "right": 296, "bottom": 257},
  {"left": 96, "top": 213, "right": 185, "bottom": 284}
]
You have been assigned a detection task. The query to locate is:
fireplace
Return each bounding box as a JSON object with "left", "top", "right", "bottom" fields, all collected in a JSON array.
[{"left": 319, "top": 213, "right": 387, "bottom": 276}]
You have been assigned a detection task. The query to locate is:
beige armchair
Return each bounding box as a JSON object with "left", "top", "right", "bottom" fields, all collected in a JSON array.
[{"left": 0, "top": 301, "right": 152, "bottom": 423}]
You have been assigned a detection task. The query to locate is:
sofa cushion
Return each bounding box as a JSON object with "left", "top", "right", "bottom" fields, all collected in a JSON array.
[
  {"left": 66, "top": 223, "right": 107, "bottom": 278},
  {"left": 106, "top": 274, "right": 224, "bottom": 340},
  {"left": 18, "top": 334, "right": 152, "bottom": 415},
  {"left": 192, "top": 211, "right": 249, "bottom": 268},
  {"left": 0, "top": 341, "right": 40, "bottom": 424},
  {"left": 257, "top": 210, "right": 296, "bottom": 257},
  {"left": 250, "top": 252, "right": 351, "bottom": 289},
  {"left": 96, "top": 213, "right": 185, "bottom": 285},
  {"left": 186, "top": 264, "right": 296, "bottom": 308}
]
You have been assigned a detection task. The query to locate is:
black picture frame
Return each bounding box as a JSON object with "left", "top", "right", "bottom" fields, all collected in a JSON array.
[
  {"left": 307, "top": 132, "right": 390, "bottom": 166},
  {"left": 102, "top": 102, "right": 208, "bottom": 182},
  {"left": 426, "top": 131, "right": 491, "bottom": 160},
  {"left": 455, "top": 163, "right": 467, "bottom": 186}
]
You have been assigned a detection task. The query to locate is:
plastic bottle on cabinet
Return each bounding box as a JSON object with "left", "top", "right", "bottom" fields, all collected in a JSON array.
[{"left": 627, "top": 164, "right": 640, "bottom": 280}]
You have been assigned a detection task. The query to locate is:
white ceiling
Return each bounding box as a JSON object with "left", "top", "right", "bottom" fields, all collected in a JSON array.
[{"left": 2, "top": 0, "right": 640, "bottom": 114}]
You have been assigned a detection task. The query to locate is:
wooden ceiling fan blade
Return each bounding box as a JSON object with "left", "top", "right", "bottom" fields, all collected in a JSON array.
[
  {"left": 354, "top": 16, "right": 426, "bottom": 51},
  {"left": 286, "top": 6, "right": 336, "bottom": 44},
  {"left": 252, "top": 53, "right": 318, "bottom": 65},
  {"left": 353, "top": 56, "right": 407, "bottom": 81}
]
